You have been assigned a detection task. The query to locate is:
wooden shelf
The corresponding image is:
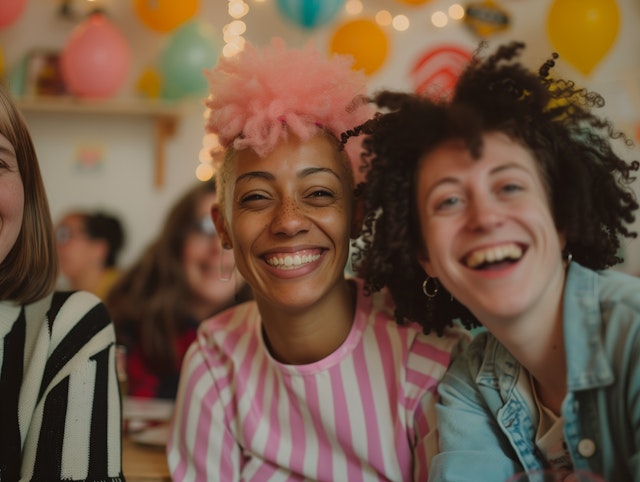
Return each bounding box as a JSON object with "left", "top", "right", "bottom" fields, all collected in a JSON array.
[{"left": 15, "top": 96, "right": 193, "bottom": 188}]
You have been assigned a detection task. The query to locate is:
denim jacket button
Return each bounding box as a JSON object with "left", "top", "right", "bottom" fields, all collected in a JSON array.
[{"left": 577, "top": 438, "right": 596, "bottom": 458}]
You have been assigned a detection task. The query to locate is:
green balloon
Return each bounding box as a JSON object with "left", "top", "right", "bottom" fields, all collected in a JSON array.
[
  {"left": 159, "top": 20, "right": 220, "bottom": 99},
  {"left": 8, "top": 56, "right": 27, "bottom": 97}
]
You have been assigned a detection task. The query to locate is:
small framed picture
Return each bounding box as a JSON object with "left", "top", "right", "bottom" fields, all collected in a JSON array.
[{"left": 24, "top": 49, "right": 67, "bottom": 97}]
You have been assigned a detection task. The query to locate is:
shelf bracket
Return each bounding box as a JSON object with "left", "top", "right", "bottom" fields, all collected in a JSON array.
[{"left": 154, "top": 115, "right": 177, "bottom": 188}]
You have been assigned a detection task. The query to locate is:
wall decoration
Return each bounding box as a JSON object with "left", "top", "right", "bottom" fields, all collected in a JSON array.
[
  {"left": 74, "top": 143, "right": 105, "bottom": 172},
  {"left": 410, "top": 44, "right": 472, "bottom": 99},
  {"left": 547, "top": 0, "right": 620, "bottom": 76},
  {"left": 329, "top": 18, "right": 389, "bottom": 76},
  {"left": 60, "top": 12, "right": 131, "bottom": 98},
  {"left": 464, "top": 0, "right": 510, "bottom": 37},
  {"left": 158, "top": 20, "right": 220, "bottom": 99},
  {"left": 133, "top": 0, "right": 198, "bottom": 33},
  {"left": 276, "top": 0, "right": 345, "bottom": 29}
]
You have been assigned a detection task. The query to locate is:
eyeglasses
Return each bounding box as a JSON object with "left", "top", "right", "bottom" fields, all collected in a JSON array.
[
  {"left": 192, "top": 215, "right": 217, "bottom": 237},
  {"left": 55, "top": 225, "right": 87, "bottom": 244}
]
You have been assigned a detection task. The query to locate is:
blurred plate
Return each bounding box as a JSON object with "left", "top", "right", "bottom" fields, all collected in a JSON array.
[
  {"left": 123, "top": 396, "right": 174, "bottom": 422},
  {"left": 129, "top": 424, "right": 171, "bottom": 448}
]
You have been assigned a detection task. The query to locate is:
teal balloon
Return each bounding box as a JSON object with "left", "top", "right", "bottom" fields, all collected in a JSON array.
[
  {"left": 276, "top": 0, "right": 345, "bottom": 29},
  {"left": 7, "top": 56, "right": 27, "bottom": 97},
  {"left": 159, "top": 20, "right": 220, "bottom": 99}
]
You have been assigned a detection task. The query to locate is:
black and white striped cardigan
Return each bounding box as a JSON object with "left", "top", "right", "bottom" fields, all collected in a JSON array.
[{"left": 0, "top": 290, "right": 124, "bottom": 481}]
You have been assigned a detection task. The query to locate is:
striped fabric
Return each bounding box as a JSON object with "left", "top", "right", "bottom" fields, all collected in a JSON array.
[
  {"left": 168, "top": 278, "right": 466, "bottom": 481},
  {"left": 0, "top": 291, "right": 124, "bottom": 482}
]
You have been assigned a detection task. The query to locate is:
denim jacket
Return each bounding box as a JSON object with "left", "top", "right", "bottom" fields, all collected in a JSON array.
[{"left": 430, "top": 262, "right": 640, "bottom": 482}]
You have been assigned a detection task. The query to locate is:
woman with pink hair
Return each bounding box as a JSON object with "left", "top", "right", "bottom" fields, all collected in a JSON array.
[{"left": 167, "top": 38, "right": 467, "bottom": 481}]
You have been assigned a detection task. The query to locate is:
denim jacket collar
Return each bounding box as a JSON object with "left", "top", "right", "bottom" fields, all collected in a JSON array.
[{"left": 474, "top": 262, "right": 614, "bottom": 394}]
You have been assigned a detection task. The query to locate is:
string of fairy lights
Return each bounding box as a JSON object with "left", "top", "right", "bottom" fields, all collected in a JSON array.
[{"left": 195, "top": 0, "right": 468, "bottom": 181}]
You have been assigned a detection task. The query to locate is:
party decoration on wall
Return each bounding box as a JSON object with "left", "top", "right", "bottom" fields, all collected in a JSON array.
[
  {"left": 133, "top": 0, "right": 198, "bottom": 33},
  {"left": 136, "top": 66, "right": 161, "bottom": 98},
  {"left": 60, "top": 13, "right": 131, "bottom": 98},
  {"left": 158, "top": 20, "right": 220, "bottom": 99},
  {"left": 410, "top": 44, "right": 472, "bottom": 100},
  {"left": 464, "top": 0, "right": 510, "bottom": 37},
  {"left": 276, "top": 0, "right": 344, "bottom": 29},
  {"left": 74, "top": 143, "right": 105, "bottom": 172},
  {"left": 0, "top": 0, "right": 28, "bottom": 29},
  {"left": 547, "top": 0, "right": 620, "bottom": 76},
  {"left": 329, "top": 18, "right": 388, "bottom": 76}
]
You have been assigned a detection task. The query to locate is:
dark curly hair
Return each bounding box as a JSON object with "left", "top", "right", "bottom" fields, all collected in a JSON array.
[{"left": 347, "top": 41, "right": 639, "bottom": 335}]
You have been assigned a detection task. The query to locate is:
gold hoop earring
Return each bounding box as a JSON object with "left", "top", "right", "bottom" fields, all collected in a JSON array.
[{"left": 422, "top": 277, "right": 439, "bottom": 298}]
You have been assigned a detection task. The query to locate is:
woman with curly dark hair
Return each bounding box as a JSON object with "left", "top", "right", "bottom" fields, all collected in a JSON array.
[{"left": 350, "top": 41, "right": 640, "bottom": 481}]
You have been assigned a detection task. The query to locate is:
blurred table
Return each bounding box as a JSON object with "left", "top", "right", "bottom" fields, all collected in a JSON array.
[
  {"left": 122, "top": 397, "right": 174, "bottom": 482},
  {"left": 122, "top": 434, "right": 171, "bottom": 482}
]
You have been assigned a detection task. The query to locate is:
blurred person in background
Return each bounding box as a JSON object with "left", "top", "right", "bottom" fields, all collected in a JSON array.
[
  {"left": 55, "top": 210, "right": 125, "bottom": 299},
  {"left": 106, "top": 180, "right": 251, "bottom": 400},
  {"left": 0, "top": 84, "right": 123, "bottom": 480}
]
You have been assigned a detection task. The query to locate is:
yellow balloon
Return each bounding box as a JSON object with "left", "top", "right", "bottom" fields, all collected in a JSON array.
[
  {"left": 134, "top": 0, "right": 198, "bottom": 33},
  {"left": 136, "top": 66, "right": 162, "bottom": 98},
  {"left": 329, "top": 19, "right": 389, "bottom": 76},
  {"left": 546, "top": 0, "right": 620, "bottom": 76}
]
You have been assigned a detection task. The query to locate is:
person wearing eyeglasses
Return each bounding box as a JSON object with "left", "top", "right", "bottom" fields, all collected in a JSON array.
[
  {"left": 55, "top": 210, "right": 125, "bottom": 300},
  {"left": 105, "top": 180, "right": 252, "bottom": 400}
]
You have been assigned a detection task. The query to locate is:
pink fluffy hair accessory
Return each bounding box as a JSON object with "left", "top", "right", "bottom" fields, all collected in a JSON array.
[{"left": 204, "top": 38, "right": 373, "bottom": 185}]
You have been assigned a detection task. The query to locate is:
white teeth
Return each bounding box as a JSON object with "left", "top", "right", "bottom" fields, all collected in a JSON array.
[
  {"left": 267, "top": 253, "right": 321, "bottom": 270},
  {"left": 466, "top": 244, "right": 523, "bottom": 268}
]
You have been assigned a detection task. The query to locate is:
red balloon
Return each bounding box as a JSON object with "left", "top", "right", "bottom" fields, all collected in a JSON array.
[
  {"left": 60, "top": 13, "right": 131, "bottom": 98},
  {"left": 0, "top": 0, "right": 27, "bottom": 29}
]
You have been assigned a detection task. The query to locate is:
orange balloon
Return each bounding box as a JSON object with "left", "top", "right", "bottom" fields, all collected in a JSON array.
[
  {"left": 133, "top": 0, "right": 198, "bottom": 33},
  {"left": 329, "top": 19, "right": 389, "bottom": 76},
  {"left": 547, "top": 0, "right": 620, "bottom": 76}
]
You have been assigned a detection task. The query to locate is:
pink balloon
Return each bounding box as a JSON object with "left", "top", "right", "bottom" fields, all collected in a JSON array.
[
  {"left": 61, "top": 13, "right": 131, "bottom": 98},
  {"left": 0, "top": 0, "right": 27, "bottom": 29}
]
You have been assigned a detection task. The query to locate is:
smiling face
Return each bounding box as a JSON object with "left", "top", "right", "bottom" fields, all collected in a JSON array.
[
  {"left": 214, "top": 134, "right": 355, "bottom": 314},
  {"left": 416, "top": 132, "right": 567, "bottom": 327},
  {"left": 182, "top": 192, "right": 238, "bottom": 317},
  {"left": 0, "top": 132, "right": 24, "bottom": 266}
]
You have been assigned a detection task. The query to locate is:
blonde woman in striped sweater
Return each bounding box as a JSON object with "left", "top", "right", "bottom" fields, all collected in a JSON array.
[
  {"left": 167, "top": 39, "right": 467, "bottom": 482},
  {"left": 0, "top": 84, "right": 124, "bottom": 481}
]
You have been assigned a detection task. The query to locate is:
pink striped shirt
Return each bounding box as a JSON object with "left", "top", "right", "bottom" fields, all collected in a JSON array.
[{"left": 167, "top": 278, "right": 466, "bottom": 481}]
